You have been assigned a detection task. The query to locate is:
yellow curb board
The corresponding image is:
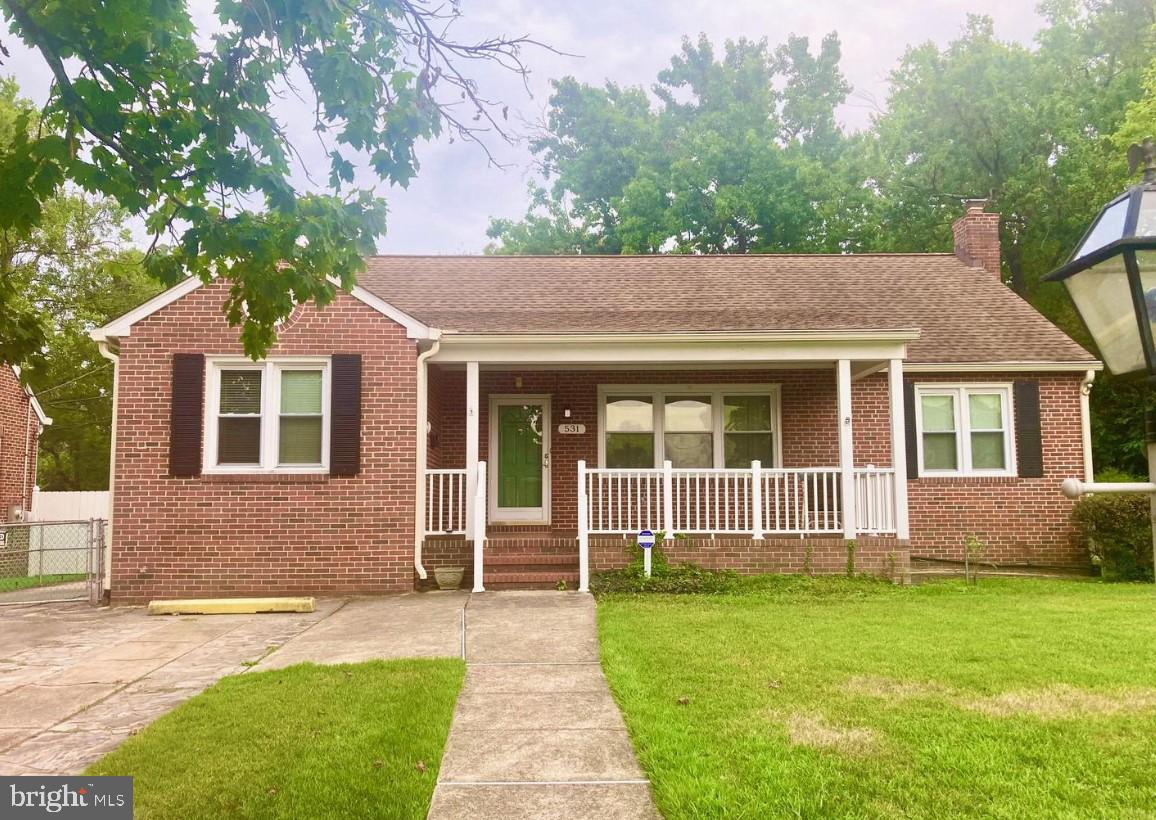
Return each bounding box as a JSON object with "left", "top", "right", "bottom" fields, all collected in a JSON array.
[{"left": 147, "top": 597, "right": 315, "bottom": 615}]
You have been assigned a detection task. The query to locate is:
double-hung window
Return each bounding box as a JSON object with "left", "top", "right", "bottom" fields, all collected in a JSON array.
[
  {"left": 206, "top": 359, "right": 330, "bottom": 473},
  {"left": 915, "top": 385, "right": 1014, "bottom": 476},
  {"left": 601, "top": 386, "right": 780, "bottom": 469}
]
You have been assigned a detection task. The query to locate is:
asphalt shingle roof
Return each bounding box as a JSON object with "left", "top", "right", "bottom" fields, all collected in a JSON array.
[{"left": 358, "top": 254, "right": 1096, "bottom": 365}]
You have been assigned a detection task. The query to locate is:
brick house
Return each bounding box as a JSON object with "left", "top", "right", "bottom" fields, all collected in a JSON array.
[
  {"left": 0, "top": 365, "right": 51, "bottom": 521},
  {"left": 92, "top": 206, "right": 1099, "bottom": 603}
]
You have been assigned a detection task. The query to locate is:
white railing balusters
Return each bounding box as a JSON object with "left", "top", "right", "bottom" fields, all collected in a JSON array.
[
  {"left": 853, "top": 467, "right": 897, "bottom": 534},
  {"left": 423, "top": 468, "right": 469, "bottom": 535},
  {"left": 576, "top": 464, "right": 896, "bottom": 538}
]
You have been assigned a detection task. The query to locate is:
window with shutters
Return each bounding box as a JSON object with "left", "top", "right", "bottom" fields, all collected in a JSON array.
[
  {"left": 914, "top": 384, "right": 1015, "bottom": 477},
  {"left": 204, "top": 358, "right": 330, "bottom": 473}
]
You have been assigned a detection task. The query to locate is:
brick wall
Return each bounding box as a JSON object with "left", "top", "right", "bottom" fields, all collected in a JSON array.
[
  {"left": 591, "top": 534, "right": 908, "bottom": 579},
  {"left": 427, "top": 365, "right": 1089, "bottom": 569},
  {"left": 111, "top": 282, "right": 419, "bottom": 603},
  {"left": 905, "top": 371, "right": 1086, "bottom": 567},
  {"left": 0, "top": 366, "right": 39, "bottom": 518}
]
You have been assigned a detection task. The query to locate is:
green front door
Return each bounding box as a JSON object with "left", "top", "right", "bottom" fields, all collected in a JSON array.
[{"left": 496, "top": 403, "right": 545, "bottom": 513}]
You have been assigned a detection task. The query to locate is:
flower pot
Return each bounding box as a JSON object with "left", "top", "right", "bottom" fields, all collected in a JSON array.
[{"left": 434, "top": 566, "right": 465, "bottom": 590}]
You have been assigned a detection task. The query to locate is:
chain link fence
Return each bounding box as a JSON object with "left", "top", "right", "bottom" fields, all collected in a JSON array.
[{"left": 0, "top": 519, "right": 105, "bottom": 605}]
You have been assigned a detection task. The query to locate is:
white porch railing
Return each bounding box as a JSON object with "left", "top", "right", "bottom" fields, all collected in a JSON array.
[
  {"left": 424, "top": 469, "right": 468, "bottom": 535},
  {"left": 578, "top": 461, "right": 897, "bottom": 538},
  {"left": 854, "top": 467, "right": 897, "bottom": 534}
]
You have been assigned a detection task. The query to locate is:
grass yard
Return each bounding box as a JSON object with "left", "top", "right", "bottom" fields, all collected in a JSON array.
[
  {"left": 597, "top": 577, "right": 1156, "bottom": 819},
  {"left": 0, "top": 573, "right": 84, "bottom": 591},
  {"left": 87, "top": 659, "right": 464, "bottom": 820}
]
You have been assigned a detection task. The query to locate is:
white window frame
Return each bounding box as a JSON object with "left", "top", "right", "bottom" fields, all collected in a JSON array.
[
  {"left": 203, "top": 357, "right": 331, "bottom": 474},
  {"left": 597, "top": 384, "right": 783, "bottom": 469},
  {"left": 914, "top": 383, "right": 1016, "bottom": 478}
]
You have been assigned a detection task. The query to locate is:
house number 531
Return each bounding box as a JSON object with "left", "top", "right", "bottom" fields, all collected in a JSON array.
[{"left": 557, "top": 423, "right": 586, "bottom": 435}]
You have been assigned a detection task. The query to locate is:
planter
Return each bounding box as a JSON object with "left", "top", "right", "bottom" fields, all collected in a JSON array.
[{"left": 434, "top": 566, "right": 465, "bottom": 590}]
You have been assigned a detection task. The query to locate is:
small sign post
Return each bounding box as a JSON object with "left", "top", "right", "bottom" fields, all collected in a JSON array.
[{"left": 637, "top": 529, "right": 656, "bottom": 577}]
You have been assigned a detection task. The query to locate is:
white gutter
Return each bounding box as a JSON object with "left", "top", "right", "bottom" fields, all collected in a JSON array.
[
  {"left": 413, "top": 335, "right": 442, "bottom": 580},
  {"left": 95, "top": 338, "right": 120, "bottom": 590},
  {"left": 1080, "top": 369, "right": 1096, "bottom": 481},
  {"left": 904, "top": 361, "right": 1104, "bottom": 373}
]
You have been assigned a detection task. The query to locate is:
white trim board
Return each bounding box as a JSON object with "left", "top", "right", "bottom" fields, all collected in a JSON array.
[
  {"left": 92, "top": 276, "right": 434, "bottom": 342},
  {"left": 432, "top": 331, "right": 916, "bottom": 365}
]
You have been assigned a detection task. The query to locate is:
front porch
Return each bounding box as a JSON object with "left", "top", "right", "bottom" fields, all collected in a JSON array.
[{"left": 416, "top": 332, "right": 916, "bottom": 591}]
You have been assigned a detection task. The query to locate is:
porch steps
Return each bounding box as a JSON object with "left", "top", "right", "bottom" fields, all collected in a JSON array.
[
  {"left": 481, "top": 537, "right": 580, "bottom": 590},
  {"left": 485, "top": 570, "right": 580, "bottom": 590}
]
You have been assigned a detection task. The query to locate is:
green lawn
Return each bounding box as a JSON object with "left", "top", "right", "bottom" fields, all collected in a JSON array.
[
  {"left": 87, "top": 659, "right": 464, "bottom": 820},
  {"left": 0, "top": 573, "right": 84, "bottom": 591},
  {"left": 597, "top": 577, "right": 1156, "bottom": 819}
]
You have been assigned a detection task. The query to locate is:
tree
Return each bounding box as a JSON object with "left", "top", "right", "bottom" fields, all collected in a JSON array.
[
  {"left": 31, "top": 250, "right": 161, "bottom": 490},
  {"left": 0, "top": 0, "right": 545, "bottom": 361},
  {"left": 0, "top": 78, "right": 160, "bottom": 488},
  {"left": 487, "top": 33, "right": 865, "bottom": 255}
]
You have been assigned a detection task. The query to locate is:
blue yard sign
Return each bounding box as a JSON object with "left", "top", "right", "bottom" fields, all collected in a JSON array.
[{"left": 638, "top": 529, "right": 656, "bottom": 577}]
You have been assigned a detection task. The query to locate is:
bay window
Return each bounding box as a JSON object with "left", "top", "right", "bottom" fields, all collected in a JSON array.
[
  {"left": 600, "top": 385, "right": 780, "bottom": 469},
  {"left": 206, "top": 358, "right": 330, "bottom": 472},
  {"left": 915, "top": 384, "right": 1014, "bottom": 476}
]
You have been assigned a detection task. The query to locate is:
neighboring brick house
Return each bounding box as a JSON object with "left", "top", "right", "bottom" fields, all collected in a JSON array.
[
  {"left": 0, "top": 365, "right": 51, "bottom": 520},
  {"left": 93, "top": 205, "right": 1100, "bottom": 603}
]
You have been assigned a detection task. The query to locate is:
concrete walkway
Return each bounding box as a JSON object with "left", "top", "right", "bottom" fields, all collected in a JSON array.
[
  {"left": 0, "top": 590, "right": 660, "bottom": 818},
  {"left": 0, "top": 593, "right": 468, "bottom": 775},
  {"left": 428, "top": 592, "right": 660, "bottom": 820}
]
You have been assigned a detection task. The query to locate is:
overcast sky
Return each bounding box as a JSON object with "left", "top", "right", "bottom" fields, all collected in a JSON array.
[{"left": 2, "top": 0, "right": 1045, "bottom": 254}]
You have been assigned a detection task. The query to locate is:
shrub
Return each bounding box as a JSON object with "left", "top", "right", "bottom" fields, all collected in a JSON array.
[
  {"left": 589, "top": 542, "right": 741, "bottom": 595},
  {"left": 1071, "top": 486, "right": 1154, "bottom": 582}
]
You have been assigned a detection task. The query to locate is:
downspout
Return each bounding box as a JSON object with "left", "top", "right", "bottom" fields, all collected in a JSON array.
[
  {"left": 22, "top": 398, "right": 33, "bottom": 515},
  {"left": 96, "top": 338, "right": 119, "bottom": 590},
  {"left": 1080, "top": 369, "right": 1096, "bottom": 482},
  {"left": 414, "top": 335, "right": 441, "bottom": 580}
]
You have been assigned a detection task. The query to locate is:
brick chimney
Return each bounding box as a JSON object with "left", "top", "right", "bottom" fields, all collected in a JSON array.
[{"left": 952, "top": 200, "right": 1002, "bottom": 279}]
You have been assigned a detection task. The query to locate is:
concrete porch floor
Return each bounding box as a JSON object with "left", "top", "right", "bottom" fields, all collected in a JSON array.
[{"left": 0, "top": 590, "right": 659, "bottom": 818}]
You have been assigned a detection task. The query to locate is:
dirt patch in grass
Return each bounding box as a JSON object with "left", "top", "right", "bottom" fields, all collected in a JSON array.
[
  {"left": 965, "top": 684, "right": 1156, "bottom": 720},
  {"left": 784, "top": 711, "right": 880, "bottom": 756},
  {"left": 844, "top": 675, "right": 952, "bottom": 701}
]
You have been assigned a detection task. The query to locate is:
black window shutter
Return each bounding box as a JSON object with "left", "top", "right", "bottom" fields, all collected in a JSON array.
[
  {"left": 169, "top": 353, "right": 204, "bottom": 477},
  {"left": 330, "top": 354, "right": 362, "bottom": 476},
  {"left": 1014, "top": 380, "right": 1044, "bottom": 478},
  {"left": 903, "top": 379, "right": 919, "bottom": 480}
]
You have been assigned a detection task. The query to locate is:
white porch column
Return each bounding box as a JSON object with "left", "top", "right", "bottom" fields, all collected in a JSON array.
[
  {"left": 888, "top": 359, "right": 911, "bottom": 540},
  {"left": 465, "top": 361, "right": 480, "bottom": 539},
  {"left": 837, "top": 359, "right": 857, "bottom": 538}
]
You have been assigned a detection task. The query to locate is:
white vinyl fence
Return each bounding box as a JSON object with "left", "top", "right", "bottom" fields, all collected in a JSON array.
[{"left": 26, "top": 489, "right": 109, "bottom": 576}]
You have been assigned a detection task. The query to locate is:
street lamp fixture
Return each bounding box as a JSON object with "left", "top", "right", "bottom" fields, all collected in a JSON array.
[
  {"left": 1044, "top": 138, "right": 1156, "bottom": 379},
  {"left": 1047, "top": 138, "right": 1156, "bottom": 579}
]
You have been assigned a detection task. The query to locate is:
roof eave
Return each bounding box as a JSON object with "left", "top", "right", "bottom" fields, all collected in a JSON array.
[{"left": 9, "top": 366, "right": 52, "bottom": 426}]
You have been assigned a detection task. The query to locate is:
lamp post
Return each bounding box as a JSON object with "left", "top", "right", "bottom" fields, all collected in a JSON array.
[{"left": 1046, "top": 138, "right": 1156, "bottom": 577}]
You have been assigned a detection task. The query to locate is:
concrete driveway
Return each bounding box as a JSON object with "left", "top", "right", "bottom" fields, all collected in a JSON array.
[{"left": 0, "top": 593, "right": 467, "bottom": 775}]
